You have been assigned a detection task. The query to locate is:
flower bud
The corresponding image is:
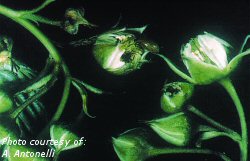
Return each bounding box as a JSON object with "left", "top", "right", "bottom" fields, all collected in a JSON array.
[
  {"left": 112, "top": 128, "right": 152, "bottom": 161},
  {"left": 0, "top": 91, "right": 13, "bottom": 113},
  {"left": 181, "top": 32, "right": 233, "bottom": 84},
  {"left": 50, "top": 124, "right": 83, "bottom": 152},
  {"left": 160, "top": 82, "right": 194, "bottom": 113},
  {"left": 63, "top": 8, "right": 96, "bottom": 35},
  {"left": 93, "top": 26, "right": 156, "bottom": 75},
  {"left": 147, "top": 112, "right": 191, "bottom": 146}
]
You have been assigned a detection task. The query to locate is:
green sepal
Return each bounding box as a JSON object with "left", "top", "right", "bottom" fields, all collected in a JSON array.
[
  {"left": 226, "top": 49, "right": 250, "bottom": 74},
  {"left": 71, "top": 79, "right": 95, "bottom": 118},
  {"left": 126, "top": 25, "right": 148, "bottom": 34},
  {"left": 50, "top": 124, "right": 83, "bottom": 152},
  {"left": 72, "top": 78, "right": 105, "bottom": 94},
  {"left": 183, "top": 57, "right": 227, "bottom": 85},
  {"left": 147, "top": 112, "right": 191, "bottom": 146}
]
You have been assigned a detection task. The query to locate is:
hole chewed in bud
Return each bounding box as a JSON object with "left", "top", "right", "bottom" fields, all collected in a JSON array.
[
  {"left": 161, "top": 82, "right": 194, "bottom": 113},
  {"left": 93, "top": 26, "right": 159, "bottom": 75}
]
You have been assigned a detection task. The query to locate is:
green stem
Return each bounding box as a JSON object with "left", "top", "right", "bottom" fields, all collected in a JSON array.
[
  {"left": 0, "top": 4, "right": 71, "bottom": 122},
  {"left": 0, "top": 5, "right": 61, "bottom": 62},
  {"left": 149, "top": 148, "right": 232, "bottom": 161},
  {"left": 188, "top": 105, "right": 241, "bottom": 142},
  {"left": 21, "top": 0, "right": 55, "bottom": 14},
  {"left": 219, "top": 78, "right": 248, "bottom": 161},
  {"left": 21, "top": 14, "right": 61, "bottom": 26},
  {"left": 51, "top": 64, "right": 71, "bottom": 122}
]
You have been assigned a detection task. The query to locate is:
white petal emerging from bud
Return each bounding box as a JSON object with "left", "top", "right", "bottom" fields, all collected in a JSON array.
[
  {"left": 198, "top": 34, "right": 228, "bottom": 69},
  {"left": 106, "top": 45, "right": 126, "bottom": 69},
  {"left": 182, "top": 32, "right": 230, "bottom": 70}
]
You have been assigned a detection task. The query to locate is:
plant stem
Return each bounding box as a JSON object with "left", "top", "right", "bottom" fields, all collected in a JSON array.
[
  {"left": 51, "top": 64, "right": 71, "bottom": 122},
  {"left": 0, "top": 4, "right": 71, "bottom": 122},
  {"left": 148, "top": 148, "right": 232, "bottom": 161},
  {"left": 188, "top": 105, "right": 241, "bottom": 142},
  {"left": 219, "top": 78, "right": 248, "bottom": 161}
]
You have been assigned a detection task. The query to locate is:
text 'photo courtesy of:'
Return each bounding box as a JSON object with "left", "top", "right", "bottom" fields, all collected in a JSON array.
[{"left": 0, "top": 0, "right": 249, "bottom": 161}]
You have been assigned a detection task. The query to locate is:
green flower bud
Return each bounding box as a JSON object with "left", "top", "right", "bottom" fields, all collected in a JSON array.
[
  {"left": 181, "top": 32, "right": 246, "bottom": 85},
  {"left": 63, "top": 8, "right": 96, "bottom": 35},
  {"left": 50, "top": 124, "right": 83, "bottom": 152},
  {"left": 147, "top": 112, "right": 191, "bottom": 146},
  {"left": 0, "top": 90, "right": 13, "bottom": 113},
  {"left": 93, "top": 26, "right": 155, "bottom": 75},
  {"left": 161, "top": 82, "right": 194, "bottom": 113},
  {"left": 112, "top": 128, "right": 152, "bottom": 161}
]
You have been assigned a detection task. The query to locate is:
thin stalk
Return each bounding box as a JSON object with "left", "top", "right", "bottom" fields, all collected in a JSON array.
[
  {"left": 219, "top": 78, "right": 248, "bottom": 161},
  {"left": 20, "top": 0, "right": 55, "bottom": 14},
  {"left": 21, "top": 14, "right": 61, "bottom": 26},
  {"left": 188, "top": 105, "right": 241, "bottom": 142},
  {"left": 149, "top": 148, "right": 232, "bottom": 161},
  {"left": 51, "top": 63, "right": 71, "bottom": 122}
]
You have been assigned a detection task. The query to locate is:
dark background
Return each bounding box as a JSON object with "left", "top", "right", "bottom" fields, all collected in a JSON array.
[{"left": 0, "top": 0, "right": 250, "bottom": 161}]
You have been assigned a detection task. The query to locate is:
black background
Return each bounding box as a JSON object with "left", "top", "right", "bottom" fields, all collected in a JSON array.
[{"left": 0, "top": 0, "right": 250, "bottom": 161}]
